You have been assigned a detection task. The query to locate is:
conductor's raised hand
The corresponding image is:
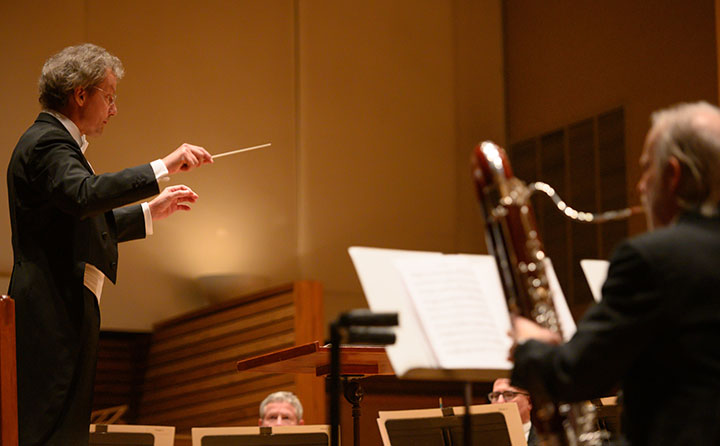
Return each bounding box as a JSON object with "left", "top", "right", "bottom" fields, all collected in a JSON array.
[
  {"left": 149, "top": 185, "right": 199, "bottom": 221},
  {"left": 162, "top": 143, "right": 213, "bottom": 174}
]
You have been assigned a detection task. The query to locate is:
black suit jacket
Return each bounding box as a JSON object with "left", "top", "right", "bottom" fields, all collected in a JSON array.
[
  {"left": 512, "top": 212, "right": 720, "bottom": 446},
  {"left": 7, "top": 113, "right": 160, "bottom": 444}
]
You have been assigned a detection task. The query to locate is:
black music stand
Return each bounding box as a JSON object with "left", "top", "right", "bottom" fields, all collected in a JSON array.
[
  {"left": 89, "top": 424, "right": 174, "bottom": 446},
  {"left": 595, "top": 400, "right": 622, "bottom": 442},
  {"left": 377, "top": 404, "right": 527, "bottom": 446},
  {"left": 89, "top": 432, "right": 154, "bottom": 446},
  {"left": 329, "top": 310, "right": 398, "bottom": 446},
  {"left": 191, "top": 426, "right": 330, "bottom": 446}
]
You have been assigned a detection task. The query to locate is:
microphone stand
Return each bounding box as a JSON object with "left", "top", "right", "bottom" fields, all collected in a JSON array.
[{"left": 330, "top": 310, "right": 398, "bottom": 446}]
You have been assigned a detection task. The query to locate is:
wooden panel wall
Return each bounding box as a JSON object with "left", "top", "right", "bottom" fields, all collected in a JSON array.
[
  {"left": 136, "top": 281, "right": 325, "bottom": 436},
  {"left": 508, "top": 108, "right": 628, "bottom": 316},
  {"left": 93, "top": 331, "right": 152, "bottom": 422}
]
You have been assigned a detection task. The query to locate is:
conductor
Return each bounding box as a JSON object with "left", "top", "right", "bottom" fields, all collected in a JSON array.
[{"left": 7, "top": 43, "right": 213, "bottom": 445}]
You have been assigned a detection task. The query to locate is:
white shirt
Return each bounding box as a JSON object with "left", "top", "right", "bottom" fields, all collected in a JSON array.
[
  {"left": 42, "top": 110, "right": 169, "bottom": 300},
  {"left": 524, "top": 421, "right": 532, "bottom": 441}
]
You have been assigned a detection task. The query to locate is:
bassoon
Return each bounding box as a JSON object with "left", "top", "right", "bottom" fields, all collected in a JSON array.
[{"left": 471, "top": 141, "right": 638, "bottom": 446}]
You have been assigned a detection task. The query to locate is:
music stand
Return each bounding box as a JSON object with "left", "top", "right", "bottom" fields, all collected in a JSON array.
[
  {"left": 236, "top": 341, "right": 393, "bottom": 446},
  {"left": 595, "top": 399, "right": 622, "bottom": 441},
  {"left": 236, "top": 341, "right": 393, "bottom": 376},
  {"left": 191, "top": 425, "right": 331, "bottom": 446},
  {"left": 377, "top": 403, "right": 526, "bottom": 446},
  {"left": 89, "top": 424, "right": 175, "bottom": 446}
]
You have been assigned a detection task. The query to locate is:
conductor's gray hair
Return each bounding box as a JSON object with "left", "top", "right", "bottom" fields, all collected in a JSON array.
[
  {"left": 650, "top": 101, "right": 720, "bottom": 216},
  {"left": 259, "top": 391, "right": 303, "bottom": 420},
  {"left": 38, "top": 43, "right": 124, "bottom": 111}
]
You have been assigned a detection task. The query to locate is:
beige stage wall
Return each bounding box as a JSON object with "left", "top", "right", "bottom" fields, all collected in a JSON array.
[
  {"left": 2, "top": 1, "right": 716, "bottom": 331},
  {"left": 0, "top": 0, "right": 503, "bottom": 331}
]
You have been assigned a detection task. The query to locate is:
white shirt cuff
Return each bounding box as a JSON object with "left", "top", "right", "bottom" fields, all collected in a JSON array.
[
  {"left": 142, "top": 202, "right": 154, "bottom": 236},
  {"left": 151, "top": 159, "right": 169, "bottom": 182},
  {"left": 84, "top": 263, "right": 105, "bottom": 301}
]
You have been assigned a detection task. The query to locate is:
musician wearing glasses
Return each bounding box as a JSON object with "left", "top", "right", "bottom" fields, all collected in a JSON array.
[
  {"left": 489, "top": 378, "right": 537, "bottom": 446},
  {"left": 510, "top": 101, "right": 720, "bottom": 446},
  {"left": 7, "top": 43, "right": 213, "bottom": 446}
]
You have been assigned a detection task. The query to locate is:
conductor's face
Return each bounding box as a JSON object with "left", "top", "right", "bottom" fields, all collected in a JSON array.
[
  {"left": 259, "top": 401, "right": 303, "bottom": 427},
  {"left": 76, "top": 68, "right": 118, "bottom": 137},
  {"left": 490, "top": 378, "right": 532, "bottom": 424}
]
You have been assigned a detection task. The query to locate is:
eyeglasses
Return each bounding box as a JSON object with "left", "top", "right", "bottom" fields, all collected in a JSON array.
[
  {"left": 487, "top": 390, "right": 529, "bottom": 402},
  {"left": 92, "top": 86, "right": 117, "bottom": 106}
]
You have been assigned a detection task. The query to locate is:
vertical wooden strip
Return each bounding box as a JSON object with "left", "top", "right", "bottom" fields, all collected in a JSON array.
[
  {"left": 593, "top": 116, "right": 603, "bottom": 253},
  {"left": 0, "top": 296, "right": 18, "bottom": 446},
  {"left": 598, "top": 107, "right": 628, "bottom": 258},
  {"left": 539, "top": 131, "right": 570, "bottom": 303},
  {"left": 293, "top": 280, "right": 323, "bottom": 346},
  {"left": 292, "top": 281, "right": 326, "bottom": 424},
  {"left": 508, "top": 138, "right": 539, "bottom": 182},
  {"left": 563, "top": 127, "right": 574, "bottom": 303},
  {"left": 568, "top": 119, "right": 598, "bottom": 312}
]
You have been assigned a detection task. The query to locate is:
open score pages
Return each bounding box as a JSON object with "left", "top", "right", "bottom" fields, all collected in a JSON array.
[
  {"left": 393, "top": 255, "right": 512, "bottom": 370},
  {"left": 349, "top": 246, "right": 576, "bottom": 379}
]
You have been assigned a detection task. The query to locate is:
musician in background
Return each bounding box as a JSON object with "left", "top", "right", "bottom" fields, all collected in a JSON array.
[
  {"left": 510, "top": 101, "right": 720, "bottom": 446},
  {"left": 489, "top": 378, "right": 538, "bottom": 446},
  {"left": 259, "top": 391, "right": 305, "bottom": 426}
]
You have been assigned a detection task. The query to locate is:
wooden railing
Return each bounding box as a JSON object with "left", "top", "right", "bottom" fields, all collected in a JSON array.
[
  {"left": 136, "top": 281, "right": 325, "bottom": 436},
  {"left": 0, "top": 295, "right": 18, "bottom": 446}
]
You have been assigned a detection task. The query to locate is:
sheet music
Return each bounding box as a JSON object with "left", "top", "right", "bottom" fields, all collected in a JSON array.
[
  {"left": 348, "top": 247, "right": 442, "bottom": 376},
  {"left": 394, "top": 256, "right": 512, "bottom": 370},
  {"left": 349, "top": 246, "right": 578, "bottom": 376},
  {"left": 580, "top": 259, "right": 610, "bottom": 302}
]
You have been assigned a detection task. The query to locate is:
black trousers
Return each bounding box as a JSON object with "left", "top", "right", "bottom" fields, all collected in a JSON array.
[{"left": 19, "top": 287, "right": 100, "bottom": 446}]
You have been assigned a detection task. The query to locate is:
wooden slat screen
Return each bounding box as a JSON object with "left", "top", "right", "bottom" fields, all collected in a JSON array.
[
  {"left": 597, "top": 109, "right": 629, "bottom": 258},
  {"left": 509, "top": 107, "right": 628, "bottom": 316},
  {"left": 93, "top": 331, "right": 151, "bottom": 422},
  {"left": 137, "top": 281, "right": 324, "bottom": 435},
  {"left": 568, "top": 118, "right": 598, "bottom": 305}
]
